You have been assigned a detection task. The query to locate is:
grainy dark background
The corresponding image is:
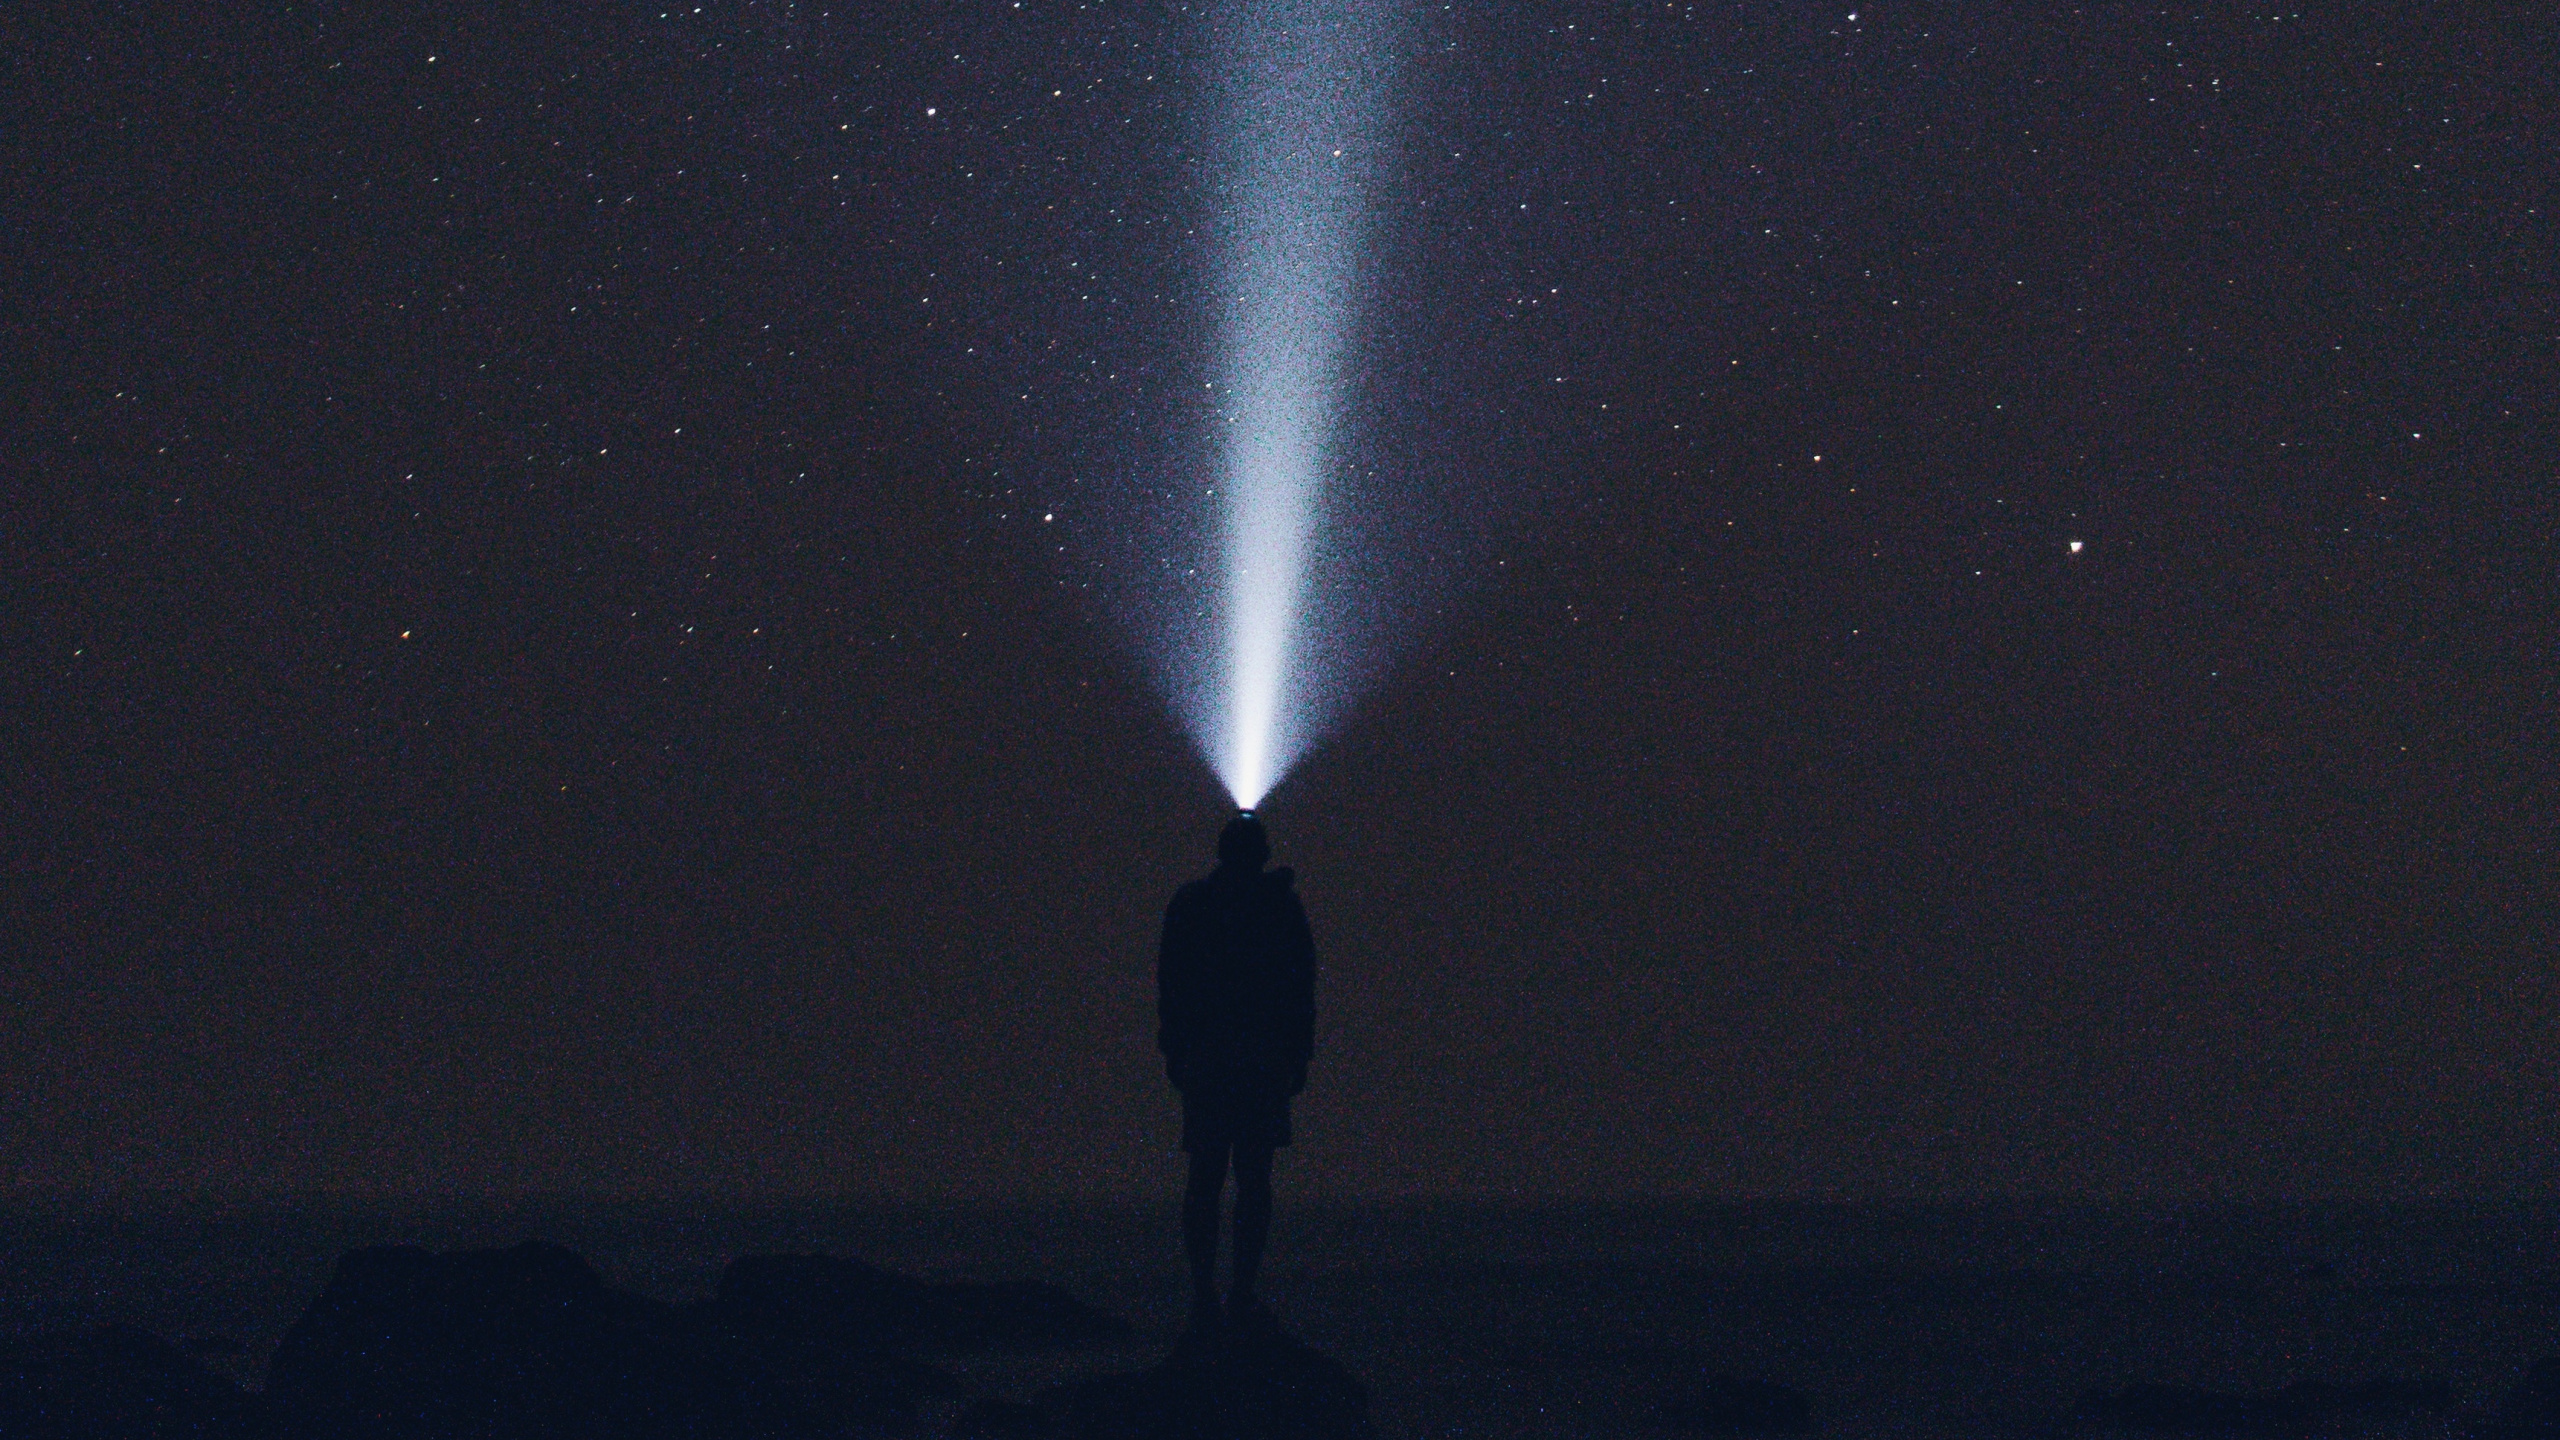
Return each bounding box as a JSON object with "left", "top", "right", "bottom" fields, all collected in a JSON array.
[{"left": 8, "top": 1, "right": 2554, "bottom": 1199}]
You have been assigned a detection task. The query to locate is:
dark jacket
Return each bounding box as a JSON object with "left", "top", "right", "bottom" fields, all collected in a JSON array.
[{"left": 1156, "top": 865, "right": 1316, "bottom": 1096}]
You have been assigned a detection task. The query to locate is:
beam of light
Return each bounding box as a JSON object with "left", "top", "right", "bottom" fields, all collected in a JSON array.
[{"left": 1206, "top": 0, "right": 1397, "bottom": 808}]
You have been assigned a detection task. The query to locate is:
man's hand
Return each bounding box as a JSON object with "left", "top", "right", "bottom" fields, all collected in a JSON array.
[
  {"left": 1165, "top": 1055, "right": 1191, "bottom": 1090},
  {"left": 1287, "top": 1062, "right": 1308, "bottom": 1097}
]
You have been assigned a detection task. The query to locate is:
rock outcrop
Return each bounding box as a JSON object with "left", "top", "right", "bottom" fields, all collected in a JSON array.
[
  {"left": 2071, "top": 1375, "right": 2452, "bottom": 1432},
  {"left": 1663, "top": 1371, "right": 1811, "bottom": 1434},
  {"left": 0, "top": 1324, "right": 250, "bottom": 1440},
  {"left": 714, "top": 1252, "right": 1132, "bottom": 1353},
  {"left": 262, "top": 1241, "right": 735, "bottom": 1440},
  {"left": 254, "top": 1240, "right": 1126, "bottom": 1439},
  {"left": 2491, "top": 1358, "right": 2560, "bottom": 1437},
  {"left": 1023, "top": 1320, "right": 1373, "bottom": 1440}
]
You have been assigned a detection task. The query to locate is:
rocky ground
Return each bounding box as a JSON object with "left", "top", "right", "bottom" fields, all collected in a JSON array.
[
  {"left": 0, "top": 1239, "right": 1369, "bottom": 1439},
  {"left": 7, "top": 1237, "right": 2557, "bottom": 1438}
]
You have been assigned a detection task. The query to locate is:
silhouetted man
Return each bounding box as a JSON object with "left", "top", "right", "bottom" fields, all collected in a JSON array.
[{"left": 1157, "top": 811, "right": 1315, "bottom": 1334}]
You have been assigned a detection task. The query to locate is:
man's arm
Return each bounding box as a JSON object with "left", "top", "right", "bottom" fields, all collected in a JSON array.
[{"left": 1156, "top": 895, "right": 1193, "bottom": 1088}]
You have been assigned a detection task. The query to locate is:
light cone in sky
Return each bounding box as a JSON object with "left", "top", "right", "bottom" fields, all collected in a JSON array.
[{"left": 1210, "top": 0, "right": 1392, "bottom": 808}]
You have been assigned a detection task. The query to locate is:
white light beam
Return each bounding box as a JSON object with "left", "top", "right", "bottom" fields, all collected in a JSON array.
[{"left": 1210, "top": 0, "right": 1392, "bottom": 807}]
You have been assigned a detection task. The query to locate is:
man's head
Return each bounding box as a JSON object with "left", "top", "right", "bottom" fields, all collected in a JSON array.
[{"left": 1217, "top": 811, "right": 1271, "bottom": 871}]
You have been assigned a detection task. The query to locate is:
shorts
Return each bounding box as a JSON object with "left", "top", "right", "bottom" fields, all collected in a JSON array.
[{"left": 1180, "top": 1086, "right": 1292, "bottom": 1154}]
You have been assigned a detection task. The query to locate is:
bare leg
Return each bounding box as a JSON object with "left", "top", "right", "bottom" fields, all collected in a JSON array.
[
  {"left": 1184, "top": 1145, "right": 1229, "bottom": 1319},
  {"left": 1230, "top": 1146, "right": 1274, "bottom": 1308}
]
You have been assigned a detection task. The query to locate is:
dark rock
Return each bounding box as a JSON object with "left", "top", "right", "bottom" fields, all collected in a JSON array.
[
  {"left": 1031, "top": 1323, "right": 1373, "bottom": 1440},
  {"left": 260, "top": 1241, "right": 1129, "bottom": 1438},
  {"left": 2073, "top": 1382, "right": 2292, "bottom": 1433},
  {"left": 1664, "top": 1372, "right": 1811, "bottom": 1435},
  {"left": 717, "top": 1320, "right": 955, "bottom": 1437},
  {"left": 718, "top": 1253, "right": 938, "bottom": 1353},
  {"left": 2275, "top": 1376, "right": 2450, "bottom": 1417},
  {"left": 263, "top": 1240, "right": 734, "bottom": 1440},
  {"left": 0, "top": 1323, "right": 249, "bottom": 1439},
  {"left": 263, "top": 1241, "right": 1023, "bottom": 1438},
  {"left": 952, "top": 1398, "right": 1051, "bottom": 1439},
  {"left": 2073, "top": 1375, "right": 2456, "bottom": 1433},
  {"left": 928, "top": 1280, "right": 1135, "bottom": 1351},
  {"left": 716, "top": 1254, "right": 1130, "bottom": 1354},
  {"left": 2493, "top": 1357, "right": 2560, "bottom": 1435}
]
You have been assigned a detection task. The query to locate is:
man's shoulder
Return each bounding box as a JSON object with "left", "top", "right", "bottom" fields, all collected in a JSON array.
[{"left": 1169, "top": 868, "right": 1299, "bottom": 912}]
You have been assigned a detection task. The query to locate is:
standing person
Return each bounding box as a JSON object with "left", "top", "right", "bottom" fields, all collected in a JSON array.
[{"left": 1156, "top": 811, "right": 1316, "bottom": 1336}]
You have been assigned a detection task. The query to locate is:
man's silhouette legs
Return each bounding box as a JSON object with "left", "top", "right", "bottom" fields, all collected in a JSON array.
[
  {"left": 1184, "top": 1144, "right": 1228, "bottom": 1325},
  {"left": 1230, "top": 1145, "right": 1273, "bottom": 1314},
  {"left": 1182, "top": 1141, "right": 1278, "bottom": 1328}
]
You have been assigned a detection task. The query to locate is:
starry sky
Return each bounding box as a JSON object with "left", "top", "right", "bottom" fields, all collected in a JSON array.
[{"left": 10, "top": 2, "right": 2557, "bottom": 1200}]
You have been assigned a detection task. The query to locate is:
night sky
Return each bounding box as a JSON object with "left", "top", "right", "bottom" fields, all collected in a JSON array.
[{"left": 12, "top": 2, "right": 2556, "bottom": 1201}]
